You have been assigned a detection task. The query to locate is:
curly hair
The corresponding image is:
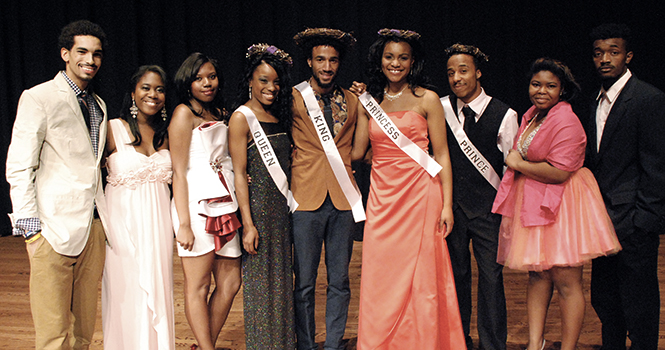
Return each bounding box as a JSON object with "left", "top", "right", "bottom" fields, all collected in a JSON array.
[
  {"left": 116, "top": 65, "right": 169, "bottom": 149},
  {"left": 365, "top": 29, "right": 432, "bottom": 101},
  {"left": 529, "top": 57, "right": 581, "bottom": 102},
  {"left": 233, "top": 48, "right": 293, "bottom": 136},
  {"left": 174, "top": 52, "right": 226, "bottom": 121},
  {"left": 58, "top": 20, "right": 107, "bottom": 51}
]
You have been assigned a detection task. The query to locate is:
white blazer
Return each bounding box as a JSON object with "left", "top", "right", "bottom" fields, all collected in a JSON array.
[{"left": 6, "top": 73, "right": 109, "bottom": 255}]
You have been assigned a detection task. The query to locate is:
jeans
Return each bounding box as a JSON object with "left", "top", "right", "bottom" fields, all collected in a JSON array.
[{"left": 293, "top": 195, "right": 355, "bottom": 350}]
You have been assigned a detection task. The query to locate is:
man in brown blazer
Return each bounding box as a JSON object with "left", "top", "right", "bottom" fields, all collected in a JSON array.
[{"left": 291, "top": 28, "right": 361, "bottom": 350}]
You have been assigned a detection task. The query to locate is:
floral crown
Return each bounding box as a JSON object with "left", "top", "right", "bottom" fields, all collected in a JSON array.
[
  {"left": 246, "top": 43, "right": 293, "bottom": 65},
  {"left": 444, "top": 43, "right": 489, "bottom": 63},
  {"left": 377, "top": 28, "right": 421, "bottom": 41},
  {"left": 293, "top": 28, "right": 357, "bottom": 49}
]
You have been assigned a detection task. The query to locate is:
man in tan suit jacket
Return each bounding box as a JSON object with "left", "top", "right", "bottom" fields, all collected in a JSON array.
[
  {"left": 6, "top": 20, "right": 108, "bottom": 350},
  {"left": 291, "top": 28, "right": 360, "bottom": 350}
]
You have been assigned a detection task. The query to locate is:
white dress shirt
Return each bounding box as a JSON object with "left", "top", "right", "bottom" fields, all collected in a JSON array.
[
  {"left": 596, "top": 69, "right": 632, "bottom": 150},
  {"left": 456, "top": 88, "right": 519, "bottom": 166}
]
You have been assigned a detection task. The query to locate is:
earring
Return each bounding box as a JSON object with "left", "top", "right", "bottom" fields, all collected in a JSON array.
[
  {"left": 130, "top": 99, "right": 138, "bottom": 119},
  {"left": 248, "top": 86, "right": 252, "bottom": 100},
  {"left": 161, "top": 107, "right": 167, "bottom": 121}
]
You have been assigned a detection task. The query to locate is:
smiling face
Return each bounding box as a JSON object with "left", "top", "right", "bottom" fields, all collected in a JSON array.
[
  {"left": 308, "top": 45, "right": 340, "bottom": 92},
  {"left": 60, "top": 35, "right": 103, "bottom": 90},
  {"left": 190, "top": 62, "right": 218, "bottom": 103},
  {"left": 250, "top": 62, "right": 280, "bottom": 107},
  {"left": 381, "top": 41, "right": 413, "bottom": 84},
  {"left": 131, "top": 71, "right": 166, "bottom": 119},
  {"left": 529, "top": 70, "right": 562, "bottom": 114},
  {"left": 593, "top": 38, "right": 633, "bottom": 82},
  {"left": 447, "top": 53, "right": 482, "bottom": 103}
]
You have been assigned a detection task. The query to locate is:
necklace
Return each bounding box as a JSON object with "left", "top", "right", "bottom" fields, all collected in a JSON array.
[{"left": 383, "top": 85, "right": 407, "bottom": 101}]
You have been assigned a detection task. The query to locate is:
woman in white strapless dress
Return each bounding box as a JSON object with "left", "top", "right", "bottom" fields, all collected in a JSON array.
[{"left": 169, "top": 53, "right": 242, "bottom": 350}]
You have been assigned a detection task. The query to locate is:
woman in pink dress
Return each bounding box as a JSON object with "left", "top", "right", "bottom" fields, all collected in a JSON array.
[
  {"left": 352, "top": 29, "right": 464, "bottom": 350},
  {"left": 492, "top": 58, "right": 621, "bottom": 350}
]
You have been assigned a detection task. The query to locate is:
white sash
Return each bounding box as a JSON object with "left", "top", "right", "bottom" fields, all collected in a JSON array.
[
  {"left": 236, "top": 105, "right": 299, "bottom": 212},
  {"left": 358, "top": 92, "right": 442, "bottom": 177},
  {"left": 294, "top": 82, "right": 366, "bottom": 222},
  {"left": 441, "top": 96, "right": 501, "bottom": 190}
]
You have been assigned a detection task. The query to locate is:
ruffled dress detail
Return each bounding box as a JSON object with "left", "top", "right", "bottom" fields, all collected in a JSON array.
[{"left": 172, "top": 121, "right": 241, "bottom": 257}]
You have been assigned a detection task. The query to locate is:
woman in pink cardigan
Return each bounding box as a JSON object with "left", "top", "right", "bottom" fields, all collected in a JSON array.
[{"left": 492, "top": 58, "right": 621, "bottom": 350}]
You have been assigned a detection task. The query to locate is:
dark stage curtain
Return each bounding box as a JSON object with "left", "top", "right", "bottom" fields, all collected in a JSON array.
[{"left": 1, "top": 0, "right": 663, "bottom": 235}]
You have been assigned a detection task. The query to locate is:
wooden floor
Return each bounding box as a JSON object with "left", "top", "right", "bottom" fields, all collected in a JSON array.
[{"left": 2, "top": 235, "right": 665, "bottom": 349}]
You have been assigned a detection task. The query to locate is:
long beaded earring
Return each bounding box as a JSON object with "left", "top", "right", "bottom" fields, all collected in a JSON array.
[
  {"left": 130, "top": 99, "right": 138, "bottom": 119},
  {"left": 249, "top": 86, "right": 252, "bottom": 100},
  {"left": 161, "top": 107, "right": 167, "bottom": 121}
]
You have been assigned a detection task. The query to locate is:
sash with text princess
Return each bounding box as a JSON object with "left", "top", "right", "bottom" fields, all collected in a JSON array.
[
  {"left": 295, "top": 81, "right": 365, "bottom": 222},
  {"left": 358, "top": 92, "right": 442, "bottom": 176},
  {"left": 236, "top": 105, "right": 299, "bottom": 212},
  {"left": 441, "top": 96, "right": 501, "bottom": 189}
]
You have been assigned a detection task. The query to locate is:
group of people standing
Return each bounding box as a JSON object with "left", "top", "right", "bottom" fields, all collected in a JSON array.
[{"left": 6, "top": 19, "right": 664, "bottom": 350}]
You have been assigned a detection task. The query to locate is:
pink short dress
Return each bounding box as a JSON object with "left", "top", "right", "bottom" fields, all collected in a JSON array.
[{"left": 492, "top": 102, "right": 621, "bottom": 271}]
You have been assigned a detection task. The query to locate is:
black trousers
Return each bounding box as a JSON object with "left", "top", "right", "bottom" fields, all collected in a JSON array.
[
  {"left": 447, "top": 207, "right": 507, "bottom": 350},
  {"left": 591, "top": 229, "right": 660, "bottom": 350}
]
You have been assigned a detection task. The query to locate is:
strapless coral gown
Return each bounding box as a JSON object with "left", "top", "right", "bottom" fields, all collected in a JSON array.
[{"left": 358, "top": 111, "right": 465, "bottom": 350}]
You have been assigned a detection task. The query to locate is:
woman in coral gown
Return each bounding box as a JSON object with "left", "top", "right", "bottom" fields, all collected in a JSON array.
[
  {"left": 102, "top": 65, "right": 174, "bottom": 349},
  {"left": 492, "top": 58, "right": 621, "bottom": 350},
  {"left": 352, "top": 29, "right": 465, "bottom": 350}
]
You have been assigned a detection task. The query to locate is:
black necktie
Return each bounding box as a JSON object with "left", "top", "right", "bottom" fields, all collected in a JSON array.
[
  {"left": 462, "top": 105, "right": 476, "bottom": 134},
  {"left": 322, "top": 95, "right": 335, "bottom": 136},
  {"left": 78, "top": 92, "right": 91, "bottom": 130}
]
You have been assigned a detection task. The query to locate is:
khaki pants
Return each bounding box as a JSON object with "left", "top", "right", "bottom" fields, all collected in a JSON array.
[{"left": 28, "top": 219, "right": 106, "bottom": 350}]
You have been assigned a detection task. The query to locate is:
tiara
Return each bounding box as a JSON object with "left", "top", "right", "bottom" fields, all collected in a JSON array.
[
  {"left": 293, "top": 28, "right": 356, "bottom": 48},
  {"left": 246, "top": 43, "right": 293, "bottom": 65},
  {"left": 445, "top": 43, "right": 489, "bottom": 63},
  {"left": 377, "top": 28, "right": 421, "bottom": 41}
]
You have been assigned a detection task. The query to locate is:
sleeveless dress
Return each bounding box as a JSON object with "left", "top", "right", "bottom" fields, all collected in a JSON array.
[
  {"left": 241, "top": 121, "right": 296, "bottom": 350},
  {"left": 102, "top": 119, "right": 174, "bottom": 350},
  {"left": 171, "top": 121, "right": 241, "bottom": 258},
  {"left": 492, "top": 102, "right": 621, "bottom": 271},
  {"left": 358, "top": 111, "right": 465, "bottom": 350}
]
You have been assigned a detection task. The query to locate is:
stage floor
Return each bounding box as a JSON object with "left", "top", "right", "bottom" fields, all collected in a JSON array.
[{"left": 2, "top": 235, "right": 665, "bottom": 349}]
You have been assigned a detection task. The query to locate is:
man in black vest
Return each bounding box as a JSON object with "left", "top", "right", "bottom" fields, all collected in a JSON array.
[
  {"left": 441, "top": 44, "right": 518, "bottom": 350},
  {"left": 586, "top": 23, "right": 665, "bottom": 350}
]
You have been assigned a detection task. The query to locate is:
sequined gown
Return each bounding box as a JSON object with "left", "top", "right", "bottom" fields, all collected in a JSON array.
[
  {"left": 102, "top": 119, "right": 174, "bottom": 350},
  {"left": 242, "top": 121, "right": 296, "bottom": 349}
]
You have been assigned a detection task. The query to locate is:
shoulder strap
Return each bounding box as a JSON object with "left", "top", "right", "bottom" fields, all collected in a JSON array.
[{"left": 109, "top": 119, "right": 133, "bottom": 153}]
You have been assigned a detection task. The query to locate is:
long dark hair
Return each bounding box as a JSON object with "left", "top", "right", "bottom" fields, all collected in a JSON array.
[
  {"left": 233, "top": 52, "right": 293, "bottom": 135},
  {"left": 366, "top": 32, "right": 431, "bottom": 102},
  {"left": 117, "top": 65, "right": 169, "bottom": 149},
  {"left": 174, "top": 52, "right": 225, "bottom": 121}
]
